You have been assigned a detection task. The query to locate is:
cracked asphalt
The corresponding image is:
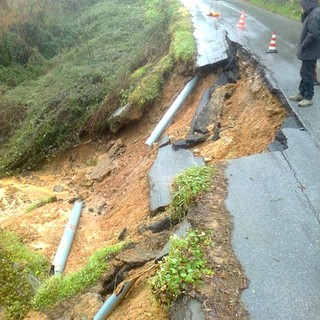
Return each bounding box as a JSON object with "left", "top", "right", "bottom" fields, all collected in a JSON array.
[{"left": 180, "top": 0, "right": 320, "bottom": 319}]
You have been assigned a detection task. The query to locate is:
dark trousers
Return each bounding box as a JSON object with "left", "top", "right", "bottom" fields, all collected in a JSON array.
[{"left": 299, "top": 60, "right": 316, "bottom": 100}]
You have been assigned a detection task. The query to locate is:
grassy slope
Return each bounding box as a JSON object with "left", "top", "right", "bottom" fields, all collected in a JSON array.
[
  {"left": 249, "top": 0, "right": 300, "bottom": 20},
  {"left": 0, "top": 0, "right": 195, "bottom": 175}
]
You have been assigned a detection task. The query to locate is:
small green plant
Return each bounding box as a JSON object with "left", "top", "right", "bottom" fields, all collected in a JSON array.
[
  {"left": 25, "top": 196, "right": 57, "bottom": 213},
  {"left": 0, "top": 230, "right": 49, "bottom": 320},
  {"left": 168, "top": 165, "right": 215, "bottom": 222},
  {"left": 151, "top": 229, "right": 214, "bottom": 305},
  {"left": 32, "top": 242, "right": 125, "bottom": 310}
]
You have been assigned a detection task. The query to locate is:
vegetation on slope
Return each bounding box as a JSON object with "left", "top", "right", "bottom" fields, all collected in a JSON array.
[
  {"left": 0, "top": 226, "right": 124, "bottom": 319},
  {"left": 0, "top": 0, "right": 196, "bottom": 175},
  {"left": 0, "top": 229, "right": 49, "bottom": 319},
  {"left": 249, "top": 0, "right": 301, "bottom": 20}
]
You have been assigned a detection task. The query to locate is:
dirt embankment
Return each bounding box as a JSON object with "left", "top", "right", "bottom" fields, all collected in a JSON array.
[{"left": 1, "top": 49, "right": 288, "bottom": 319}]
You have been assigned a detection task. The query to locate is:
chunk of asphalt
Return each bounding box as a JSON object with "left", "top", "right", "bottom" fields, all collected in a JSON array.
[
  {"left": 148, "top": 145, "right": 204, "bottom": 214},
  {"left": 155, "top": 219, "right": 191, "bottom": 263},
  {"left": 190, "top": 88, "right": 210, "bottom": 135},
  {"left": 158, "top": 134, "right": 171, "bottom": 148},
  {"left": 147, "top": 217, "right": 171, "bottom": 233},
  {"left": 191, "top": 72, "right": 228, "bottom": 136},
  {"left": 172, "top": 134, "right": 208, "bottom": 150}
]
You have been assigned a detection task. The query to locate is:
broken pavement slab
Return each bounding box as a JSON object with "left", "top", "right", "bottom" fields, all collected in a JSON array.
[
  {"left": 226, "top": 128, "right": 320, "bottom": 320},
  {"left": 148, "top": 145, "right": 204, "bottom": 214}
]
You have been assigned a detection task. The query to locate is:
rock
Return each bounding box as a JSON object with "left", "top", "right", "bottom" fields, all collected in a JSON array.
[
  {"left": 97, "top": 202, "right": 107, "bottom": 215},
  {"left": 107, "top": 103, "right": 144, "bottom": 133},
  {"left": 108, "top": 139, "right": 126, "bottom": 159},
  {"left": 117, "top": 247, "right": 157, "bottom": 268},
  {"left": 118, "top": 228, "right": 127, "bottom": 240},
  {"left": 79, "top": 191, "right": 89, "bottom": 200},
  {"left": 89, "top": 154, "right": 118, "bottom": 181},
  {"left": 147, "top": 217, "right": 171, "bottom": 233},
  {"left": 53, "top": 185, "right": 64, "bottom": 192},
  {"left": 80, "top": 175, "right": 94, "bottom": 187}
]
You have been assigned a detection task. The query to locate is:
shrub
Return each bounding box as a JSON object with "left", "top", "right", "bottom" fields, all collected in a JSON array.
[
  {"left": 0, "top": 230, "right": 49, "bottom": 320},
  {"left": 151, "top": 229, "right": 214, "bottom": 305},
  {"left": 168, "top": 165, "right": 216, "bottom": 222}
]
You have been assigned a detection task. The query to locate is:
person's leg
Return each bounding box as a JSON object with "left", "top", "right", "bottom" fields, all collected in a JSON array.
[
  {"left": 300, "top": 60, "right": 316, "bottom": 100},
  {"left": 298, "top": 62, "right": 306, "bottom": 97},
  {"left": 314, "top": 63, "right": 320, "bottom": 85}
]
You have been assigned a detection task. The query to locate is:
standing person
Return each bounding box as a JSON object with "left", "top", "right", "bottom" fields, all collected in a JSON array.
[{"left": 290, "top": 0, "right": 320, "bottom": 107}]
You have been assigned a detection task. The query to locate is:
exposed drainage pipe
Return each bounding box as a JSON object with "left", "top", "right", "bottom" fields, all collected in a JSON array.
[
  {"left": 145, "top": 75, "right": 199, "bottom": 147},
  {"left": 93, "top": 277, "right": 139, "bottom": 320},
  {"left": 50, "top": 200, "right": 83, "bottom": 275}
]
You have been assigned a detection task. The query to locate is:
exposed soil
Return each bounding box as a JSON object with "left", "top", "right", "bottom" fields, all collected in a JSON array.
[{"left": 1, "top": 51, "right": 288, "bottom": 320}]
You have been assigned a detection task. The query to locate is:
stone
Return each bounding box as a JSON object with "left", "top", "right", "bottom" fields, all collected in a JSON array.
[
  {"left": 107, "top": 103, "right": 144, "bottom": 133},
  {"left": 147, "top": 217, "right": 171, "bottom": 233},
  {"left": 108, "top": 139, "right": 126, "bottom": 159},
  {"left": 53, "top": 185, "right": 64, "bottom": 192},
  {"left": 89, "top": 154, "right": 118, "bottom": 181}
]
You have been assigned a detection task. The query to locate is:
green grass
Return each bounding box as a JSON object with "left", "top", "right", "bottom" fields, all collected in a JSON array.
[
  {"left": 168, "top": 165, "right": 216, "bottom": 222},
  {"left": 249, "top": 0, "right": 300, "bottom": 20},
  {"left": 0, "top": 0, "right": 197, "bottom": 175},
  {"left": 25, "top": 196, "right": 57, "bottom": 213},
  {"left": 151, "top": 229, "right": 214, "bottom": 306},
  {"left": 33, "top": 242, "right": 125, "bottom": 310},
  {"left": 0, "top": 230, "right": 49, "bottom": 320}
]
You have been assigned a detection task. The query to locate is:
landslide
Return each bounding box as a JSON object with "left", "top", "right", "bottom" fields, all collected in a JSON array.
[{"left": 0, "top": 48, "right": 290, "bottom": 319}]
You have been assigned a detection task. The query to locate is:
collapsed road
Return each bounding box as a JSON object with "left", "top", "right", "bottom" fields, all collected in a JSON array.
[
  {"left": 178, "top": 0, "right": 320, "bottom": 319},
  {"left": 2, "top": 1, "right": 320, "bottom": 319}
]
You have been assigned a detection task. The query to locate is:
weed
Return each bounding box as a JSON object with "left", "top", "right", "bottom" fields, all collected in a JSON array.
[
  {"left": 151, "top": 229, "right": 214, "bottom": 306},
  {"left": 25, "top": 196, "right": 57, "bottom": 213},
  {"left": 168, "top": 165, "right": 216, "bottom": 222},
  {"left": 0, "top": 230, "right": 49, "bottom": 320},
  {"left": 32, "top": 242, "right": 125, "bottom": 310}
]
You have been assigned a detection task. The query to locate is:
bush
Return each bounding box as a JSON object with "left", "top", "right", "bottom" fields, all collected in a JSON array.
[
  {"left": 168, "top": 166, "right": 216, "bottom": 222},
  {"left": 151, "top": 229, "right": 214, "bottom": 305},
  {"left": 0, "top": 99, "right": 27, "bottom": 144},
  {"left": 0, "top": 230, "right": 49, "bottom": 320}
]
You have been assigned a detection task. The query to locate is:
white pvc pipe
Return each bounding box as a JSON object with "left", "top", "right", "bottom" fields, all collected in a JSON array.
[
  {"left": 51, "top": 200, "right": 83, "bottom": 274},
  {"left": 145, "top": 75, "right": 199, "bottom": 146}
]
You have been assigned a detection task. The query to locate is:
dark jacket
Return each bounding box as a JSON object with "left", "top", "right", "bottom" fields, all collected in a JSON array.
[{"left": 297, "top": 2, "right": 320, "bottom": 60}]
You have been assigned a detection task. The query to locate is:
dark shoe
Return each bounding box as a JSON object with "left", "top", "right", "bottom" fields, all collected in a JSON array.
[
  {"left": 289, "top": 93, "right": 304, "bottom": 101},
  {"left": 298, "top": 99, "right": 313, "bottom": 107},
  {"left": 314, "top": 80, "right": 320, "bottom": 86}
]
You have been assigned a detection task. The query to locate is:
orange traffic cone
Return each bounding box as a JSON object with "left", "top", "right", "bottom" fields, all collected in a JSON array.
[
  {"left": 236, "top": 11, "right": 246, "bottom": 29},
  {"left": 266, "top": 32, "right": 278, "bottom": 53}
]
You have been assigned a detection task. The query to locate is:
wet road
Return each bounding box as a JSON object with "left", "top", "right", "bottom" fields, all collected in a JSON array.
[
  {"left": 182, "top": 0, "right": 320, "bottom": 146},
  {"left": 179, "top": 1, "right": 320, "bottom": 319}
]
